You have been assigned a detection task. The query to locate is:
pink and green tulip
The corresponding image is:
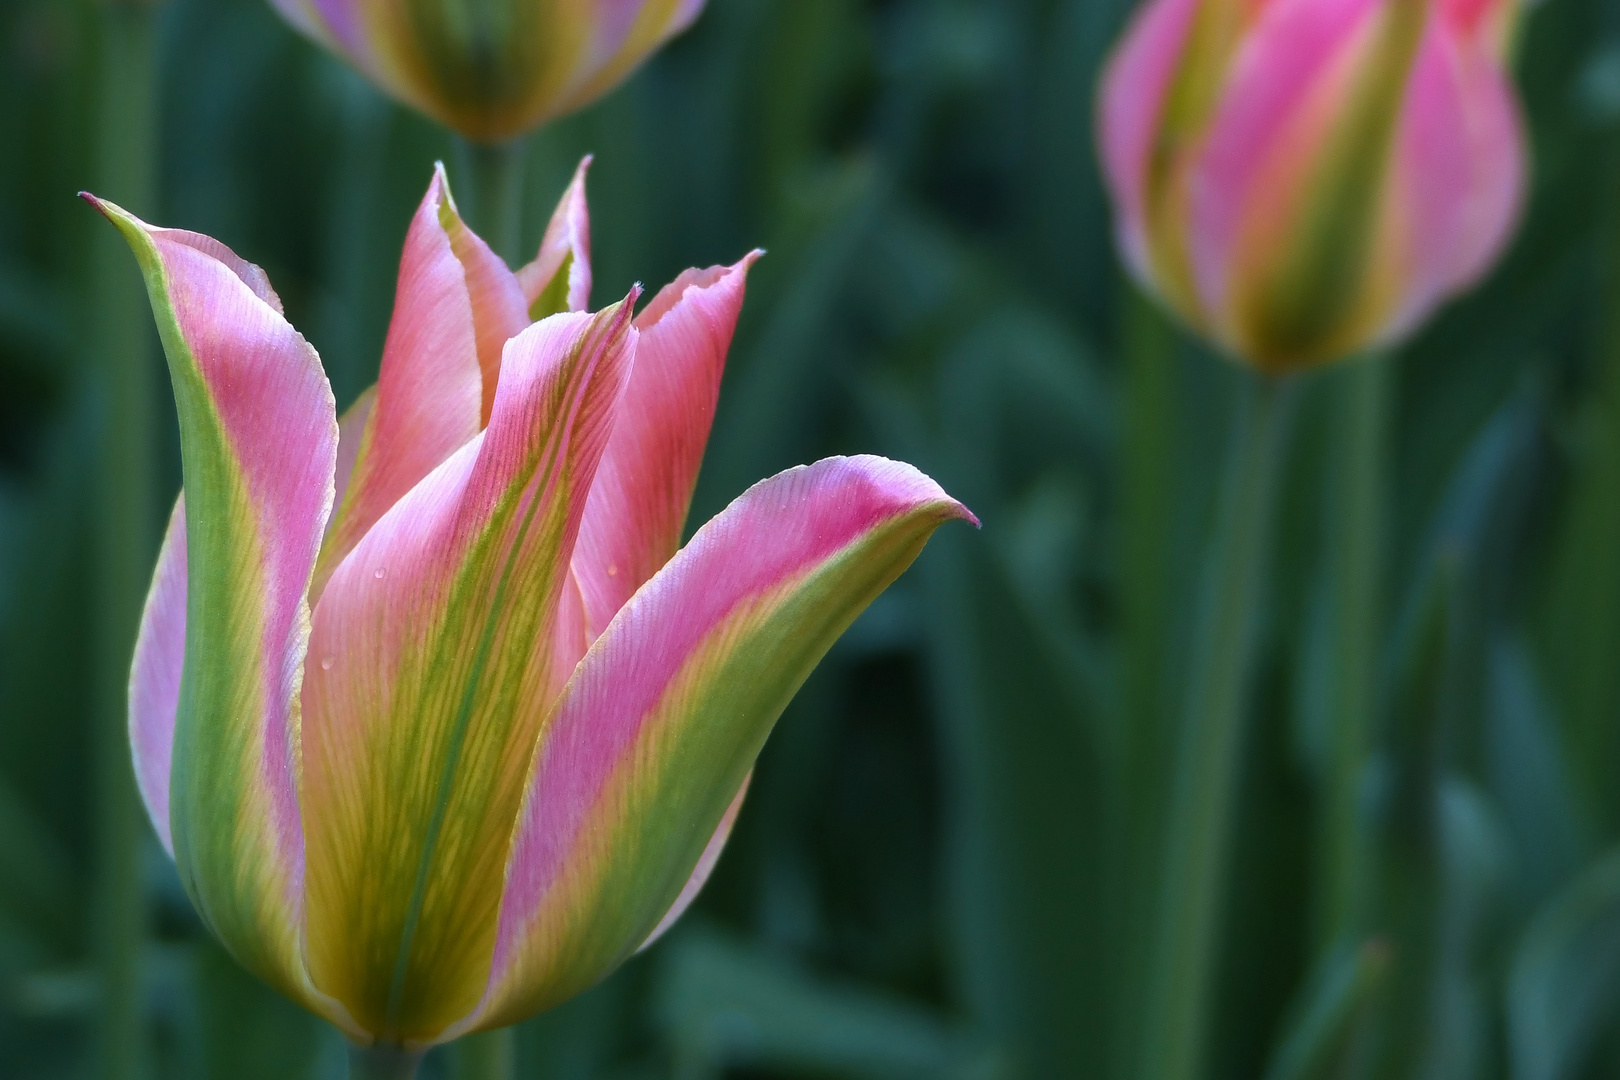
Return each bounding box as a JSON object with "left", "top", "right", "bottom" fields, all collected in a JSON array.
[
  {"left": 91, "top": 162, "right": 973, "bottom": 1051},
  {"left": 267, "top": 0, "right": 708, "bottom": 141},
  {"left": 1097, "top": 0, "right": 1527, "bottom": 372}
]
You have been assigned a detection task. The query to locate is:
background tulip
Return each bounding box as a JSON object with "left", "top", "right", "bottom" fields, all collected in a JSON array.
[
  {"left": 266, "top": 0, "right": 708, "bottom": 143},
  {"left": 88, "top": 165, "right": 972, "bottom": 1068},
  {"left": 1097, "top": 0, "right": 1527, "bottom": 372}
]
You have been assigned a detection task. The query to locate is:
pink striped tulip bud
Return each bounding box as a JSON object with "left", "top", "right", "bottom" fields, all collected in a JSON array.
[
  {"left": 87, "top": 162, "right": 974, "bottom": 1053},
  {"left": 1098, "top": 0, "right": 1527, "bottom": 373},
  {"left": 268, "top": 0, "right": 707, "bottom": 141}
]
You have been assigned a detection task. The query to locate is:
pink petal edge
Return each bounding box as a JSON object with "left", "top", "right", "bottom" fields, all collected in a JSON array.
[
  {"left": 129, "top": 497, "right": 186, "bottom": 856},
  {"left": 467, "top": 455, "right": 975, "bottom": 1032},
  {"left": 517, "top": 157, "right": 594, "bottom": 314}
]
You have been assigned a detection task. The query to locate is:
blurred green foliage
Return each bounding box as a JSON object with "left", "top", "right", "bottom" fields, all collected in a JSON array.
[{"left": 3, "top": 0, "right": 1620, "bottom": 1077}]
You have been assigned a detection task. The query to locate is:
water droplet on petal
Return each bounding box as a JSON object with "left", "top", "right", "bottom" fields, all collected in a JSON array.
[
  {"left": 320, "top": 656, "right": 334, "bottom": 671},
  {"left": 607, "top": 564, "right": 618, "bottom": 577},
  {"left": 374, "top": 566, "right": 386, "bottom": 579}
]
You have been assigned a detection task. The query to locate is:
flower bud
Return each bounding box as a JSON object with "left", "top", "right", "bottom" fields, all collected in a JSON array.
[
  {"left": 269, "top": 0, "right": 708, "bottom": 141},
  {"left": 1098, "top": 0, "right": 1526, "bottom": 372}
]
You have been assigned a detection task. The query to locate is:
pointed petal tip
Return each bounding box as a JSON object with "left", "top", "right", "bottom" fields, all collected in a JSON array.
[
  {"left": 429, "top": 162, "right": 456, "bottom": 209},
  {"left": 634, "top": 251, "right": 763, "bottom": 330},
  {"left": 80, "top": 192, "right": 143, "bottom": 231},
  {"left": 829, "top": 453, "right": 979, "bottom": 530}
]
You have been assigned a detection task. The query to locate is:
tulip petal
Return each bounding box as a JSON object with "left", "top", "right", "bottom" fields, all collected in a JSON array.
[
  {"left": 469, "top": 456, "right": 975, "bottom": 1032},
  {"left": 554, "top": 0, "right": 707, "bottom": 120},
  {"left": 89, "top": 197, "right": 346, "bottom": 1024},
  {"left": 130, "top": 386, "right": 380, "bottom": 861},
  {"left": 1096, "top": 0, "right": 1202, "bottom": 285},
  {"left": 635, "top": 773, "right": 751, "bottom": 953},
  {"left": 301, "top": 299, "right": 638, "bottom": 1045},
  {"left": 332, "top": 385, "right": 378, "bottom": 522},
  {"left": 129, "top": 496, "right": 186, "bottom": 857},
  {"left": 438, "top": 188, "right": 531, "bottom": 422},
  {"left": 1187, "top": 0, "right": 1382, "bottom": 334},
  {"left": 317, "top": 167, "right": 525, "bottom": 597},
  {"left": 1377, "top": 17, "right": 1523, "bottom": 343},
  {"left": 265, "top": 0, "right": 373, "bottom": 75},
  {"left": 564, "top": 252, "right": 760, "bottom": 657},
  {"left": 517, "top": 157, "right": 594, "bottom": 319}
]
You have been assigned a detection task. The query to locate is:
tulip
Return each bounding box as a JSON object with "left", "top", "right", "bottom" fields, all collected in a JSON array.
[
  {"left": 1097, "top": 0, "right": 1527, "bottom": 372},
  {"left": 268, "top": 0, "right": 707, "bottom": 141},
  {"left": 89, "top": 162, "right": 973, "bottom": 1065}
]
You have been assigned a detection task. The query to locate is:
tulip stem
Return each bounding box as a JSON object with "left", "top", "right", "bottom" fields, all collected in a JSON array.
[
  {"left": 453, "top": 1028, "right": 515, "bottom": 1080},
  {"left": 1138, "top": 370, "right": 1294, "bottom": 1080},
  {"left": 453, "top": 136, "right": 526, "bottom": 264},
  {"left": 91, "top": 2, "right": 160, "bottom": 1077},
  {"left": 348, "top": 1044, "right": 425, "bottom": 1080},
  {"left": 1315, "top": 355, "right": 1389, "bottom": 951},
  {"left": 1117, "top": 286, "right": 1178, "bottom": 1080}
]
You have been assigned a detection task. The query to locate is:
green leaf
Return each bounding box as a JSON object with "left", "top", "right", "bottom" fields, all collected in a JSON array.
[
  {"left": 1262, "top": 939, "right": 1391, "bottom": 1080},
  {"left": 1508, "top": 848, "right": 1620, "bottom": 1080},
  {"left": 652, "top": 926, "right": 1003, "bottom": 1080}
]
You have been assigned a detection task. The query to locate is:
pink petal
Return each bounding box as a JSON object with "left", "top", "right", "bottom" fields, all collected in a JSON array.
[
  {"left": 564, "top": 252, "right": 761, "bottom": 660},
  {"left": 466, "top": 456, "right": 975, "bottom": 1033},
  {"left": 547, "top": 3, "right": 711, "bottom": 120},
  {"left": 1096, "top": 0, "right": 1203, "bottom": 283},
  {"left": 437, "top": 184, "right": 531, "bottom": 423},
  {"left": 127, "top": 389, "right": 385, "bottom": 866},
  {"left": 517, "top": 157, "right": 594, "bottom": 317},
  {"left": 301, "top": 299, "right": 638, "bottom": 1044},
  {"left": 88, "top": 196, "right": 350, "bottom": 1028},
  {"left": 331, "top": 385, "right": 377, "bottom": 528},
  {"left": 128, "top": 497, "right": 186, "bottom": 856},
  {"left": 1185, "top": 0, "right": 1382, "bottom": 319},
  {"left": 1375, "top": 17, "right": 1524, "bottom": 343},
  {"left": 315, "top": 166, "right": 514, "bottom": 598}
]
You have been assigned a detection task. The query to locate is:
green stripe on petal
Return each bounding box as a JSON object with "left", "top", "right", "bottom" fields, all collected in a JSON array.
[
  {"left": 516, "top": 156, "right": 593, "bottom": 318},
  {"left": 468, "top": 456, "right": 974, "bottom": 1032},
  {"left": 87, "top": 197, "right": 349, "bottom": 1030},
  {"left": 301, "top": 300, "right": 637, "bottom": 1045}
]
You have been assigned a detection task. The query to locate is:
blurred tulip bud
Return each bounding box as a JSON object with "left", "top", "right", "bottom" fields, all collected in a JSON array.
[
  {"left": 1098, "top": 0, "right": 1527, "bottom": 372},
  {"left": 269, "top": 0, "right": 708, "bottom": 141}
]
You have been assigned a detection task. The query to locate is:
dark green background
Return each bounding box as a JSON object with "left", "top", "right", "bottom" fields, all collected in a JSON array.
[{"left": 4, "top": 0, "right": 1620, "bottom": 1076}]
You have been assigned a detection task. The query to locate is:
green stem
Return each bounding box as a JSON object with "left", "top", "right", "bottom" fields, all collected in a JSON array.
[
  {"left": 1316, "top": 356, "right": 1389, "bottom": 951},
  {"left": 452, "top": 137, "right": 526, "bottom": 263},
  {"left": 1122, "top": 288, "right": 1178, "bottom": 814},
  {"left": 1115, "top": 287, "right": 1178, "bottom": 1080},
  {"left": 91, "top": 3, "right": 159, "bottom": 1078},
  {"left": 1137, "top": 370, "right": 1294, "bottom": 1080},
  {"left": 348, "top": 1044, "right": 425, "bottom": 1080},
  {"left": 454, "top": 1028, "right": 515, "bottom": 1080},
  {"left": 1542, "top": 125, "right": 1620, "bottom": 833},
  {"left": 1364, "top": 559, "right": 1454, "bottom": 1080}
]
